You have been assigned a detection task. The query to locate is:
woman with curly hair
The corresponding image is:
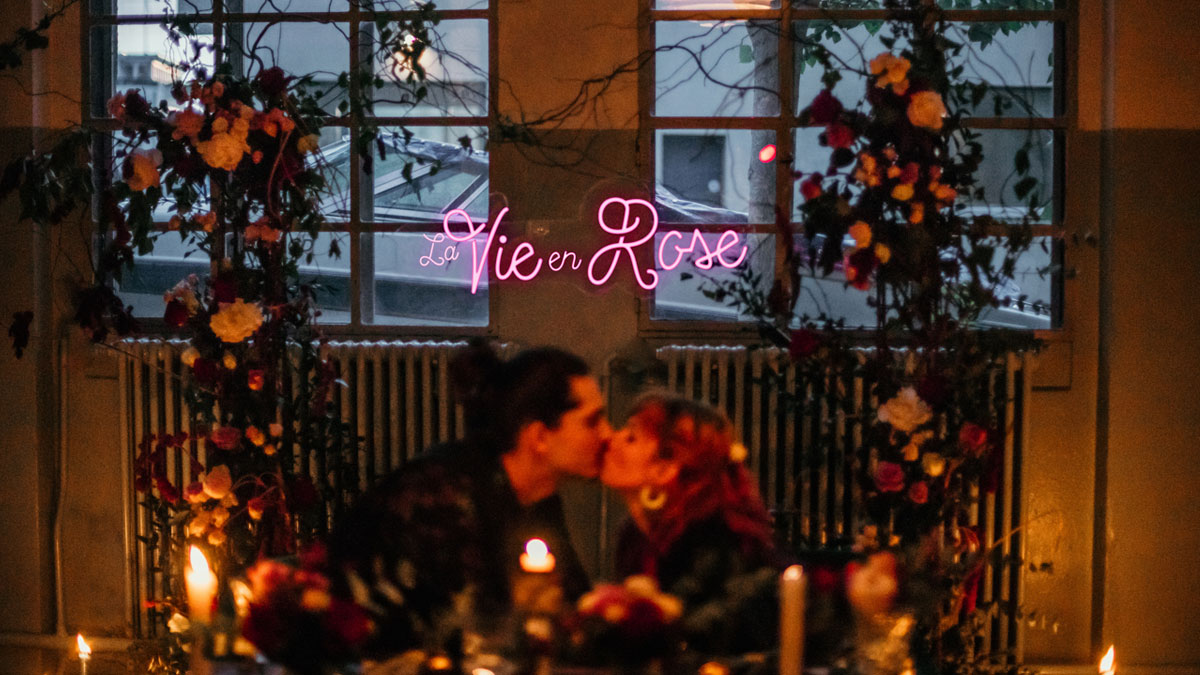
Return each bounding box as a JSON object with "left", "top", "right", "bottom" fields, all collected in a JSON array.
[{"left": 601, "top": 391, "right": 788, "bottom": 656}]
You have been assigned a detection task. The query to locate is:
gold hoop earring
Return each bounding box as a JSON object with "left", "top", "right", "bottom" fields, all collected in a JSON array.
[{"left": 639, "top": 485, "right": 667, "bottom": 511}]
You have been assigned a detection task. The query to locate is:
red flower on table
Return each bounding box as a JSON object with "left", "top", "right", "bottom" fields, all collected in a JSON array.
[{"left": 908, "top": 481, "right": 929, "bottom": 504}]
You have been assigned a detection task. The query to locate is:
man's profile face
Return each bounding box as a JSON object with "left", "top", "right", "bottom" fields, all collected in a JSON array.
[{"left": 543, "top": 375, "right": 612, "bottom": 479}]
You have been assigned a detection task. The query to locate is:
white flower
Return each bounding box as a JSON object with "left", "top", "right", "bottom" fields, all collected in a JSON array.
[
  {"left": 877, "top": 387, "right": 932, "bottom": 433},
  {"left": 167, "top": 612, "right": 191, "bottom": 633}
]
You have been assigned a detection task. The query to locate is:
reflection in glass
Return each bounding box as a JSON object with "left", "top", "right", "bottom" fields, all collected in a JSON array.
[
  {"left": 371, "top": 233, "right": 489, "bottom": 326},
  {"left": 656, "top": 21, "right": 780, "bottom": 118},
  {"left": 655, "top": 129, "right": 776, "bottom": 224},
  {"left": 652, "top": 233, "right": 773, "bottom": 322},
  {"left": 370, "top": 20, "right": 489, "bottom": 118}
]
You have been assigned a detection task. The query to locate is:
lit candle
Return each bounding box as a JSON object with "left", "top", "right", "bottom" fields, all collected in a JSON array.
[
  {"left": 186, "top": 546, "right": 218, "bottom": 624},
  {"left": 519, "top": 539, "right": 556, "bottom": 574},
  {"left": 1100, "top": 646, "right": 1115, "bottom": 675},
  {"left": 779, "top": 565, "right": 805, "bottom": 675},
  {"left": 76, "top": 634, "right": 91, "bottom": 675}
]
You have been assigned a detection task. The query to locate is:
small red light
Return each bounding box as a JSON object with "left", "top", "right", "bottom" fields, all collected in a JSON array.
[{"left": 758, "top": 144, "right": 777, "bottom": 163}]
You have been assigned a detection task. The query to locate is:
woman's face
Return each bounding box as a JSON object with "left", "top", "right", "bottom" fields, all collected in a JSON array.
[{"left": 599, "top": 416, "right": 662, "bottom": 491}]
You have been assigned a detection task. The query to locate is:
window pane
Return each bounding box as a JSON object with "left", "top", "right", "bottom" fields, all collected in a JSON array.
[
  {"left": 975, "top": 235, "right": 1054, "bottom": 330},
  {"left": 956, "top": 128, "right": 1056, "bottom": 221},
  {"left": 109, "top": 0, "right": 212, "bottom": 16},
  {"left": 370, "top": 19, "right": 489, "bottom": 118},
  {"left": 241, "top": 0, "right": 348, "bottom": 13},
  {"left": 297, "top": 232, "right": 352, "bottom": 325},
  {"left": 656, "top": 0, "right": 779, "bottom": 8},
  {"left": 651, "top": 233, "right": 773, "bottom": 322},
  {"left": 119, "top": 233, "right": 209, "bottom": 317},
  {"left": 794, "top": 21, "right": 1055, "bottom": 119},
  {"left": 656, "top": 20, "right": 780, "bottom": 118},
  {"left": 351, "top": 126, "right": 489, "bottom": 224},
  {"left": 227, "top": 22, "right": 349, "bottom": 114},
  {"left": 951, "top": 22, "right": 1056, "bottom": 118},
  {"left": 111, "top": 23, "right": 215, "bottom": 110},
  {"left": 370, "top": 232, "right": 489, "bottom": 326},
  {"left": 790, "top": 0, "right": 1057, "bottom": 8},
  {"left": 655, "top": 129, "right": 776, "bottom": 225}
]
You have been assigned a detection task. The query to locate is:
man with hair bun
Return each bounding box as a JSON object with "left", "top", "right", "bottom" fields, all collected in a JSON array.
[{"left": 327, "top": 339, "right": 612, "bottom": 656}]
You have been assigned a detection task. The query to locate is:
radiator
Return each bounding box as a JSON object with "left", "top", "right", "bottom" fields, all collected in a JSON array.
[
  {"left": 116, "top": 337, "right": 481, "bottom": 638},
  {"left": 654, "top": 343, "right": 1032, "bottom": 662}
]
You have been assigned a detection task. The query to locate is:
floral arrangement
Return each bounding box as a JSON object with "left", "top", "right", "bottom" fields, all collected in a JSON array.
[
  {"left": 705, "top": 1, "right": 1046, "bottom": 674},
  {"left": 239, "top": 547, "right": 375, "bottom": 675},
  {"left": 561, "top": 575, "right": 684, "bottom": 667}
]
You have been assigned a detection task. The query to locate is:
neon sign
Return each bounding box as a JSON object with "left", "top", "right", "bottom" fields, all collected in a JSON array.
[{"left": 430, "top": 197, "right": 749, "bottom": 294}]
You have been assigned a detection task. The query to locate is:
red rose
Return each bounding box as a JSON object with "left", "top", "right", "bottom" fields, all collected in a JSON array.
[
  {"left": 247, "top": 368, "right": 265, "bottom": 391},
  {"left": 155, "top": 477, "right": 181, "bottom": 504},
  {"left": 212, "top": 277, "right": 238, "bottom": 305},
  {"left": 164, "top": 300, "right": 189, "bottom": 328},
  {"left": 825, "top": 123, "right": 855, "bottom": 149},
  {"left": 958, "top": 423, "right": 989, "bottom": 457},
  {"left": 191, "top": 357, "right": 219, "bottom": 386},
  {"left": 874, "top": 461, "right": 905, "bottom": 492},
  {"left": 799, "top": 174, "right": 823, "bottom": 201},
  {"left": 619, "top": 597, "right": 667, "bottom": 640},
  {"left": 900, "top": 162, "right": 920, "bottom": 185},
  {"left": 323, "top": 598, "right": 374, "bottom": 647},
  {"left": 210, "top": 426, "right": 242, "bottom": 451},
  {"left": 256, "top": 66, "right": 292, "bottom": 98},
  {"left": 845, "top": 247, "right": 878, "bottom": 291},
  {"left": 788, "top": 328, "right": 821, "bottom": 360},
  {"left": 122, "top": 88, "right": 151, "bottom": 120},
  {"left": 807, "top": 89, "right": 844, "bottom": 125},
  {"left": 908, "top": 481, "right": 929, "bottom": 504}
]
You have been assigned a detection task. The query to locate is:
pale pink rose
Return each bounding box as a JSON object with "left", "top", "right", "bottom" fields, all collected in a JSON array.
[{"left": 877, "top": 387, "right": 932, "bottom": 433}]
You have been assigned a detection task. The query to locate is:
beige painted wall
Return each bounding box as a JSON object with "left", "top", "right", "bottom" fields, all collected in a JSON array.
[{"left": 0, "top": 0, "right": 1198, "bottom": 672}]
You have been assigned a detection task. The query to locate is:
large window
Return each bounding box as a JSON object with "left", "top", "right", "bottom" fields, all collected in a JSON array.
[
  {"left": 89, "top": 0, "right": 493, "bottom": 330},
  {"left": 645, "top": 0, "right": 1064, "bottom": 331}
]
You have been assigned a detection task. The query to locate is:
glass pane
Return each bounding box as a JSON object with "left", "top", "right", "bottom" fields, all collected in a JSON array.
[
  {"left": 110, "top": 0, "right": 212, "bottom": 15},
  {"left": 656, "top": 20, "right": 780, "bottom": 118},
  {"left": 950, "top": 22, "right": 1055, "bottom": 118},
  {"left": 241, "top": 0, "right": 348, "bottom": 12},
  {"left": 357, "top": 126, "right": 488, "bottom": 224},
  {"left": 228, "top": 22, "right": 349, "bottom": 114},
  {"left": 371, "top": 232, "right": 489, "bottom": 326},
  {"left": 308, "top": 127, "right": 353, "bottom": 225},
  {"left": 110, "top": 23, "right": 215, "bottom": 110},
  {"left": 295, "top": 232, "right": 352, "bottom": 325},
  {"left": 657, "top": 0, "right": 779, "bottom": 8},
  {"left": 790, "top": 0, "right": 1056, "bottom": 8},
  {"left": 794, "top": 21, "right": 1055, "bottom": 119},
  {"left": 937, "top": 0, "right": 1056, "bottom": 8},
  {"left": 386, "top": 0, "right": 487, "bottom": 10},
  {"left": 655, "top": 129, "right": 776, "bottom": 225},
  {"left": 119, "top": 233, "right": 209, "bottom": 317},
  {"left": 370, "top": 20, "right": 488, "bottom": 117},
  {"left": 955, "top": 128, "right": 1055, "bottom": 221},
  {"left": 975, "top": 235, "right": 1054, "bottom": 330},
  {"left": 651, "top": 233, "right": 772, "bottom": 322},
  {"left": 793, "top": 20, "right": 903, "bottom": 115}
]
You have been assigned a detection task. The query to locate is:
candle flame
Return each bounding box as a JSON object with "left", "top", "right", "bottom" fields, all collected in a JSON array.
[
  {"left": 189, "top": 545, "right": 210, "bottom": 574},
  {"left": 76, "top": 633, "right": 91, "bottom": 658},
  {"left": 525, "top": 538, "right": 548, "bottom": 558},
  {"left": 1100, "top": 646, "right": 1115, "bottom": 674},
  {"left": 783, "top": 564, "right": 803, "bottom": 581}
]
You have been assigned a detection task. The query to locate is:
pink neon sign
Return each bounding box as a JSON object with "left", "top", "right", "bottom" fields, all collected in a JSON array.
[{"left": 437, "top": 197, "right": 748, "bottom": 294}]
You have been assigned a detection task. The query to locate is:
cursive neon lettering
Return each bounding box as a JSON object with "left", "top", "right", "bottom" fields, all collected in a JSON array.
[
  {"left": 438, "top": 199, "right": 747, "bottom": 293},
  {"left": 586, "top": 197, "right": 659, "bottom": 290}
]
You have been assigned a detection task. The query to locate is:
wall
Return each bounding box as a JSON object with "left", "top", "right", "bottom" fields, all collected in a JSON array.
[{"left": 0, "top": 0, "right": 1197, "bottom": 672}]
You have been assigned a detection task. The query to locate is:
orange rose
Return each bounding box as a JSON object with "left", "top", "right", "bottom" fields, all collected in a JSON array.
[{"left": 907, "top": 91, "right": 948, "bottom": 131}]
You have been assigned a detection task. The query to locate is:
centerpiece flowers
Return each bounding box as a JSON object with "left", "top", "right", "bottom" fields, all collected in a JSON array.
[{"left": 706, "top": 1, "right": 1046, "bottom": 673}]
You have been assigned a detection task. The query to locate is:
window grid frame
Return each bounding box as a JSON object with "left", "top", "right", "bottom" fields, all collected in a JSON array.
[
  {"left": 639, "top": 1, "right": 1069, "bottom": 337},
  {"left": 83, "top": 0, "right": 498, "bottom": 337}
]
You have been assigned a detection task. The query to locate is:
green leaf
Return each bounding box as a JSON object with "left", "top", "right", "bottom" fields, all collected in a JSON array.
[
  {"left": 1013, "top": 176, "right": 1038, "bottom": 199},
  {"left": 739, "top": 43, "right": 753, "bottom": 63}
]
